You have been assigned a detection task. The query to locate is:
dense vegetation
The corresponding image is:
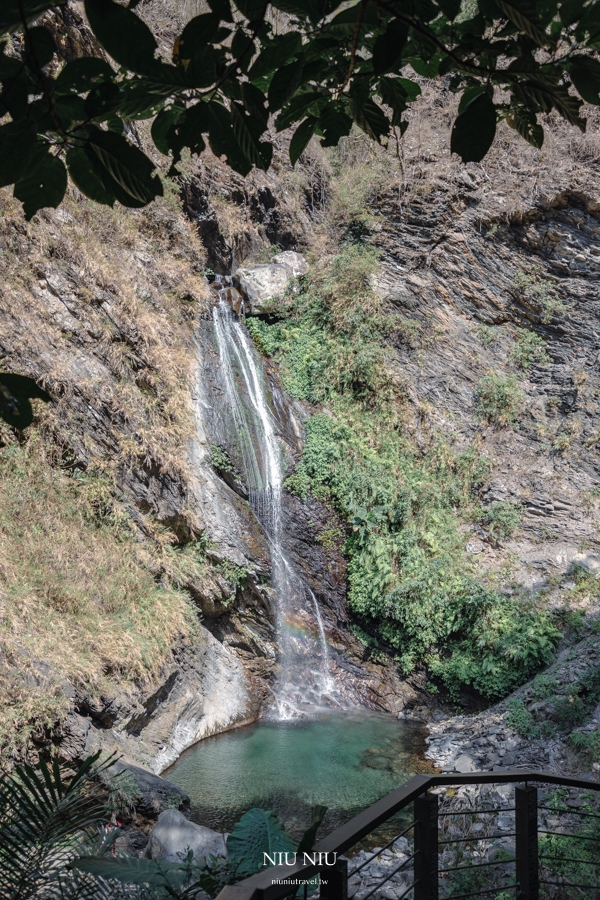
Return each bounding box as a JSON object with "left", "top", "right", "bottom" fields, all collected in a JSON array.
[
  {"left": 247, "top": 244, "right": 561, "bottom": 700},
  {"left": 0, "top": 751, "right": 324, "bottom": 899}
]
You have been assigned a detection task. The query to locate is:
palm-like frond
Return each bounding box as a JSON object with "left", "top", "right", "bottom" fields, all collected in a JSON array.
[{"left": 0, "top": 752, "right": 113, "bottom": 900}]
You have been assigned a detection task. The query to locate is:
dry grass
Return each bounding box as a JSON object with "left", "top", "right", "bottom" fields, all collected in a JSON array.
[
  {"left": 0, "top": 177, "right": 208, "bottom": 483},
  {"left": 0, "top": 437, "right": 202, "bottom": 757}
]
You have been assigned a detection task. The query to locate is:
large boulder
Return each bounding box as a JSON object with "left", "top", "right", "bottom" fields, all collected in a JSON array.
[
  {"left": 233, "top": 264, "right": 290, "bottom": 314},
  {"left": 272, "top": 251, "right": 309, "bottom": 277},
  {"left": 145, "top": 808, "right": 227, "bottom": 863},
  {"left": 112, "top": 761, "right": 191, "bottom": 820}
]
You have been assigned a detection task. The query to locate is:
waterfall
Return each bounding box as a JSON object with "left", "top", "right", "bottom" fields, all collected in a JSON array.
[{"left": 209, "top": 286, "right": 339, "bottom": 718}]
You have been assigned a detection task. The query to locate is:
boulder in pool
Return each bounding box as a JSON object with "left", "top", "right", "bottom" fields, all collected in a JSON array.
[{"left": 145, "top": 809, "right": 227, "bottom": 863}]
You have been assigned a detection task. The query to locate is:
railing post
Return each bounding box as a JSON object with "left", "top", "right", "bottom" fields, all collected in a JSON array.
[
  {"left": 414, "top": 790, "right": 438, "bottom": 900},
  {"left": 515, "top": 783, "right": 538, "bottom": 900},
  {"left": 319, "top": 856, "right": 348, "bottom": 900}
]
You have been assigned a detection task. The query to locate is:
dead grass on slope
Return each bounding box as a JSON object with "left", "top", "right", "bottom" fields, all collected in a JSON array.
[{"left": 0, "top": 437, "right": 201, "bottom": 757}]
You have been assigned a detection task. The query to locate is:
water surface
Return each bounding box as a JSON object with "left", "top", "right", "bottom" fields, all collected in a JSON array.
[{"left": 166, "top": 711, "right": 431, "bottom": 842}]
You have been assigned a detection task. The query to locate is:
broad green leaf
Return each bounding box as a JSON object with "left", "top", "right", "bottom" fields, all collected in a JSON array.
[
  {"left": 54, "top": 94, "right": 87, "bottom": 127},
  {"left": 14, "top": 147, "right": 67, "bottom": 219},
  {"left": 379, "top": 77, "right": 408, "bottom": 126},
  {"left": 437, "top": 0, "right": 461, "bottom": 19},
  {"left": 268, "top": 57, "right": 304, "bottom": 111},
  {"left": 290, "top": 116, "right": 317, "bottom": 164},
  {"left": 205, "top": 101, "right": 252, "bottom": 176},
  {"left": 162, "top": 103, "right": 208, "bottom": 162},
  {"left": 0, "top": 0, "right": 65, "bottom": 35},
  {"left": 231, "top": 101, "right": 271, "bottom": 168},
  {"left": 114, "top": 82, "right": 167, "bottom": 119},
  {"left": 372, "top": 20, "right": 409, "bottom": 74},
  {"left": 249, "top": 32, "right": 302, "bottom": 80},
  {"left": 0, "top": 374, "right": 50, "bottom": 430},
  {"left": 66, "top": 146, "right": 115, "bottom": 205},
  {"left": 395, "top": 77, "right": 421, "bottom": 102},
  {"left": 176, "top": 13, "right": 223, "bottom": 55},
  {"left": 275, "top": 89, "right": 322, "bottom": 131},
  {"left": 151, "top": 106, "right": 185, "bottom": 155},
  {"left": 84, "top": 0, "right": 158, "bottom": 75},
  {"left": 518, "top": 79, "right": 585, "bottom": 129},
  {"left": 457, "top": 84, "right": 486, "bottom": 113},
  {"left": 451, "top": 91, "right": 496, "bottom": 162},
  {"left": 23, "top": 25, "right": 56, "bottom": 68},
  {"left": 235, "top": 0, "right": 268, "bottom": 21},
  {"left": 569, "top": 55, "right": 600, "bottom": 105},
  {"left": 242, "top": 82, "right": 268, "bottom": 125},
  {"left": 495, "top": 0, "right": 554, "bottom": 47},
  {"left": 318, "top": 101, "right": 352, "bottom": 146},
  {"left": 227, "top": 808, "right": 297, "bottom": 876},
  {"left": 296, "top": 806, "right": 328, "bottom": 854},
  {"left": 207, "top": 0, "right": 234, "bottom": 22},
  {"left": 0, "top": 122, "right": 37, "bottom": 187},
  {"left": 506, "top": 108, "right": 543, "bottom": 148},
  {"left": 54, "top": 57, "right": 115, "bottom": 94},
  {"left": 409, "top": 53, "right": 442, "bottom": 77},
  {"left": 347, "top": 97, "right": 389, "bottom": 142},
  {"left": 86, "top": 128, "right": 163, "bottom": 207}
]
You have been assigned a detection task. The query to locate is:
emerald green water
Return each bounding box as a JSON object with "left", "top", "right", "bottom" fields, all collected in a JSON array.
[{"left": 165, "top": 712, "right": 430, "bottom": 842}]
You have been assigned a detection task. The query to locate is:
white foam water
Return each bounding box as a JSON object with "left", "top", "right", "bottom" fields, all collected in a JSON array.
[{"left": 211, "top": 290, "right": 344, "bottom": 718}]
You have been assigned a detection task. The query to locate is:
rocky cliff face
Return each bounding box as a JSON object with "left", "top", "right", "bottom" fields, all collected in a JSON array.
[{"left": 4, "top": 7, "right": 600, "bottom": 777}]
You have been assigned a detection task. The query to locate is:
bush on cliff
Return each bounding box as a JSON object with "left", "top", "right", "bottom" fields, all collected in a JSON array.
[{"left": 248, "top": 246, "right": 561, "bottom": 701}]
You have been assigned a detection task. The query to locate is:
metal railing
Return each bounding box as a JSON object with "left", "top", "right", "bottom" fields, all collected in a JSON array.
[{"left": 215, "top": 770, "right": 600, "bottom": 900}]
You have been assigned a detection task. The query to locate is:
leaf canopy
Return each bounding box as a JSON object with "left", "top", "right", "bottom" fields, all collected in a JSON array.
[{"left": 0, "top": 0, "right": 598, "bottom": 219}]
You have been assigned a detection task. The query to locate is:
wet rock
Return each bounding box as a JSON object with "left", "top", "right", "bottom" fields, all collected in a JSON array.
[
  {"left": 233, "top": 264, "right": 290, "bottom": 313},
  {"left": 145, "top": 809, "right": 227, "bottom": 863}
]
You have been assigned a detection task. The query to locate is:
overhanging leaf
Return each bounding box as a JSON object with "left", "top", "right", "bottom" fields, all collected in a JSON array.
[
  {"left": 0, "top": 122, "right": 37, "bottom": 187},
  {"left": 14, "top": 147, "right": 68, "bottom": 220},
  {"left": 66, "top": 146, "right": 115, "bottom": 205},
  {"left": 0, "top": 0, "right": 65, "bottom": 36},
  {"left": 506, "top": 108, "right": 543, "bottom": 148},
  {"left": 290, "top": 115, "right": 317, "bottom": 164},
  {"left": 347, "top": 97, "right": 389, "bottom": 142},
  {"left": 451, "top": 91, "right": 496, "bottom": 162},
  {"left": 86, "top": 128, "right": 163, "bottom": 207},
  {"left": 84, "top": 0, "right": 158, "bottom": 75},
  {"left": 231, "top": 101, "right": 271, "bottom": 168},
  {"left": 0, "top": 374, "right": 50, "bottom": 430},
  {"left": 55, "top": 58, "right": 115, "bottom": 95},
  {"left": 495, "top": 0, "right": 554, "bottom": 47},
  {"left": 569, "top": 55, "right": 600, "bottom": 105},
  {"left": 268, "top": 57, "right": 304, "bottom": 111},
  {"left": 372, "top": 19, "right": 409, "bottom": 74}
]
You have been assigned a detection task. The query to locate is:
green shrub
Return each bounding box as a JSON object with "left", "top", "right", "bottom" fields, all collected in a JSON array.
[
  {"left": 513, "top": 267, "right": 567, "bottom": 324},
  {"left": 249, "top": 250, "right": 561, "bottom": 701},
  {"left": 475, "top": 374, "right": 522, "bottom": 425},
  {"left": 506, "top": 699, "right": 540, "bottom": 738},
  {"left": 509, "top": 328, "right": 550, "bottom": 371},
  {"left": 210, "top": 444, "right": 234, "bottom": 473},
  {"left": 478, "top": 500, "right": 522, "bottom": 539},
  {"left": 569, "top": 730, "right": 600, "bottom": 762}
]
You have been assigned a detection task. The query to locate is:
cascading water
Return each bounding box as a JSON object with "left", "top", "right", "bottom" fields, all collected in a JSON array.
[{"left": 209, "top": 281, "right": 340, "bottom": 718}]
